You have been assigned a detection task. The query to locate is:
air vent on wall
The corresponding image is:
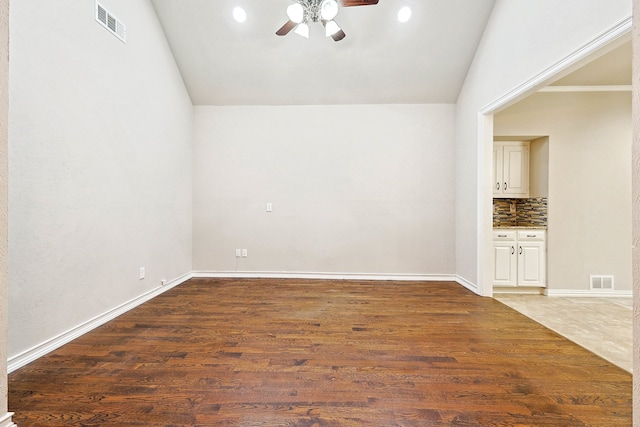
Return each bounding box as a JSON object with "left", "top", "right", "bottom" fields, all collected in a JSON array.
[
  {"left": 95, "top": 1, "right": 126, "bottom": 43},
  {"left": 590, "top": 275, "right": 614, "bottom": 291}
]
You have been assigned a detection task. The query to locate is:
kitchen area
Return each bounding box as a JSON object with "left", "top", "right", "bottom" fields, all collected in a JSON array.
[
  {"left": 488, "top": 41, "right": 633, "bottom": 372},
  {"left": 492, "top": 139, "right": 548, "bottom": 294}
]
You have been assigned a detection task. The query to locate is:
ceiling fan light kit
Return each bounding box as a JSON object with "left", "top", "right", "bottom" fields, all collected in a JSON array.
[
  {"left": 287, "top": 3, "right": 304, "bottom": 23},
  {"left": 321, "top": 0, "right": 339, "bottom": 20},
  {"left": 324, "top": 19, "right": 340, "bottom": 37},
  {"left": 294, "top": 22, "right": 310, "bottom": 38},
  {"left": 276, "top": 0, "right": 379, "bottom": 42}
]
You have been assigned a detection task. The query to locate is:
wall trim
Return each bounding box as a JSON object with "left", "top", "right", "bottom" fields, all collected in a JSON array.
[
  {"left": 493, "top": 287, "right": 544, "bottom": 295},
  {"left": 0, "top": 413, "right": 15, "bottom": 427},
  {"left": 192, "top": 271, "right": 457, "bottom": 282},
  {"left": 8, "top": 272, "right": 193, "bottom": 373},
  {"left": 538, "top": 85, "right": 632, "bottom": 93},
  {"left": 545, "top": 289, "right": 633, "bottom": 298},
  {"left": 480, "top": 15, "right": 632, "bottom": 115},
  {"left": 455, "top": 275, "right": 478, "bottom": 294}
]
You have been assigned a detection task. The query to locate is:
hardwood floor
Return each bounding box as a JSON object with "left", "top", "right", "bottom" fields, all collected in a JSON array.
[{"left": 9, "top": 278, "right": 631, "bottom": 426}]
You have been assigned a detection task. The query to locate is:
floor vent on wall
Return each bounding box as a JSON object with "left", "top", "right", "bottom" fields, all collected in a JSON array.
[
  {"left": 590, "top": 275, "right": 614, "bottom": 291},
  {"left": 95, "top": 1, "right": 126, "bottom": 43}
]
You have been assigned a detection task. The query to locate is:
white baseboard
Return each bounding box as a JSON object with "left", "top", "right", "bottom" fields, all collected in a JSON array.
[
  {"left": 192, "top": 271, "right": 457, "bottom": 283},
  {"left": 8, "top": 272, "right": 193, "bottom": 374},
  {"left": 544, "top": 289, "right": 632, "bottom": 298},
  {"left": 0, "top": 413, "right": 14, "bottom": 427},
  {"left": 455, "top": 276, "right": 478, "bottom": 293},
  {"left": 493, "top": 287, "right": 545, "bottom": 295},
  {"left": 7, "top": 271, "right": 475, "bottom": 373}
]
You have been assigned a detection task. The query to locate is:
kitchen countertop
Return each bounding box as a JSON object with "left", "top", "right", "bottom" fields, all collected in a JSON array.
[{"left": 494, "top": 225, "right": 547, "bottom": 229}]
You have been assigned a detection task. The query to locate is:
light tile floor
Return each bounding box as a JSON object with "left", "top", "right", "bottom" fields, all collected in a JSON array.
[{"left": 495, "top": 295, "right": 632, "bottom": 372}]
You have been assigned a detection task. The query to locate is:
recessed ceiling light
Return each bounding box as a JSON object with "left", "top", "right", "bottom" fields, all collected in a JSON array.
[
  {"left": 233, "top": 7, "right": 247, "bottom": 23},
  {"left": 398, "top": 6, "right": 412, "bottom": 23}
]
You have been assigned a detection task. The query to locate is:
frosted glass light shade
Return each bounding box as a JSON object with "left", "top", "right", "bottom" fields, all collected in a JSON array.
[
  {"left": 325, "top": 20, "right": 340, "bottom": 37},
  {"left": 320, "top": 0, "right": 339, "bottom": 20},
  {"left": 287, "top": 3, "right": 304, "bottom": 23},
  {"left": 294, "top": 22, "right": 310, "bottom": 38}
]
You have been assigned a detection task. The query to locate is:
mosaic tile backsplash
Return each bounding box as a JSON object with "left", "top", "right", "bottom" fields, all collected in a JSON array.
[{"left": 493, "top": 197, "right": 548, "bottom": 227}]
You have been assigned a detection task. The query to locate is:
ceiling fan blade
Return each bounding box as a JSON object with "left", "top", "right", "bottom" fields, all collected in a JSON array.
[
  {"left": 332, "top": 29, "right": 346, "bottom": 42},
  {"left": 340, "top": 0, "right": 379, "bottom": 6},
  {"left": 276, "top": 20, "right": 297, "bottom": 36}
]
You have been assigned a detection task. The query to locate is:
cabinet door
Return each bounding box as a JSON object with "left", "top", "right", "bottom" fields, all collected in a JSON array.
[
  {"left": 493, "top": 145, "right": 503, "bottom": 196},
  {"left": 517, "top": 241, "right": 545, "bottom": 287},
  {"left": 493, "top": 242, "right": 517, "bottom": 286},
  {"left": 503, "top": 145, "right": 529, "bottom": 196}
]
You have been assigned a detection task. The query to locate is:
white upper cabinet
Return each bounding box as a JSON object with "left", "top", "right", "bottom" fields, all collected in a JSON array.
[{"left": 493, "top": 141, "right": 529, "bottom": 198}]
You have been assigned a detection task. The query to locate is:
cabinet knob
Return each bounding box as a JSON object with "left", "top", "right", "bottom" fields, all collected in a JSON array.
[
  {"left": 496, "top": 182, "right": 500, "bottom": 190},
  {"left": 504, "top": 182, "right": 507, "bottom": 191},
  {"left": 511, "top": 246, "right": 514, "bottom": 255},
  {"left": 519, "top": 246, "right": 523, "bottom": 255}
]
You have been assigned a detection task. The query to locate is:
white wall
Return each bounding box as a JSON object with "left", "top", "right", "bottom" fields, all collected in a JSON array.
[
  {"left": 193, "top": 105, "right": 455, "bottom": 276},
  {"left": 0, "top": 0, "right": 8, "bottom": 419},
  {"left": 455, "top": 0, "right": 631, "bottom": 293},
  {"left": 631, "top": 0, "right": 640, "bottom": 420},
  {"left": 8, "top": 0, "right": 193, "bottom": 358},
  {"left": 495, "top": 92, "right": 632, "bottom": 291}
]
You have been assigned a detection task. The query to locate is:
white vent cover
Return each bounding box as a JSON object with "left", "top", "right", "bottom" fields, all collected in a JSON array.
[
  {"left": 95, "top": 2, "right": 126, "bottom": 43},
  {"left": 590, "top": 275, "right": 614, "bottom": 291}
]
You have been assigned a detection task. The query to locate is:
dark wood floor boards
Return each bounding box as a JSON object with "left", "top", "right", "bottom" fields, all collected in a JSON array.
[{"left": 9, "top": 278, "right": 632, "bottom": 426}]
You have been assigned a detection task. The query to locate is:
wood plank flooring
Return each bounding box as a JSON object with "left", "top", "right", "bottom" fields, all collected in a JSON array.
[{"left": 9, "top": 278, "right": 632, "bottom": 426}]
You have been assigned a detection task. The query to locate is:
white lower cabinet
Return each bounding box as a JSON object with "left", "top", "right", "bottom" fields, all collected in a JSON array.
[{"left": 493, "top": 229, "right": 546, "bottom": 288}]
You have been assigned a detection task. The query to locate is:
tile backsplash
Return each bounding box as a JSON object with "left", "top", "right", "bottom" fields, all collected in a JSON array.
[{"left": 493, "top": 197, "right": 547, "bottom": 227}]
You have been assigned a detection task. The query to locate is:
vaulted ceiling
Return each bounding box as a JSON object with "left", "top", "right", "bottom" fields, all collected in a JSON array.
[
  {"left": 150, "top": 1, "right": 631, "bottom": 106},
  {"left": 550, "top": 41, "right": 632, "bottom": 87},
  {"left": 150, "top": 0, "right": 497, "bottom": 105}
]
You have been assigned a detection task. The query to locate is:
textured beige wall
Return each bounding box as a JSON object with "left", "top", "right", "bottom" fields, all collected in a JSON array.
[
  {"left": 529, "top": 137, "right": 549, "bottom": 198},
  {"left": 632, "top": 0, "right": 640, "bottom": 423},
  {"left": 0, "top": 0, "right": 8, "bottom": 416}
]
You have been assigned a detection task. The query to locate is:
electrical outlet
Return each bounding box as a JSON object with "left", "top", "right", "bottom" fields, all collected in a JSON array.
[
  {"left": 266, "top": 202, "right": 273, "bottom": 212},
  {"left": 242, "top": 249, "right": 248, "bottom": 258},
  {"left": 510, "top": 202, "right": 516, "bottom": 214},
  {"left": 235, "top": 249, "right": 241, "bottom": 258},
  {"left": 139, "top": 267, "right": 145, "bottom": 280}
]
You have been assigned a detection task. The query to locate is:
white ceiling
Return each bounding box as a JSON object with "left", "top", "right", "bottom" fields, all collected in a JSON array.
[
  {"left": 150, "top": 0, "right": 497, "bottom": 106},
  {"left": 550, "top": 41, "right": 631, "bottom": 86}
]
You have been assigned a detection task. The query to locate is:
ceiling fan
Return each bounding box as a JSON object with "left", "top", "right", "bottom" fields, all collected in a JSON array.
[{"left": 276, "top": 0, "right": 379, "bottom": 42}]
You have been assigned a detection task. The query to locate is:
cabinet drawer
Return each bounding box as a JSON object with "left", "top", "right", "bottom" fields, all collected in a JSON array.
[
  {"left": 517, "top": 230, "right": 545, "bottom": 241},
  {"left": 493, "top": 230, "right": 516, "bottom": 241}
]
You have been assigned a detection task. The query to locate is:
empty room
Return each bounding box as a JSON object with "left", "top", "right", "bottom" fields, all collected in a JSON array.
[{"left": 0, "top": 0, "right": 637, "bottom": 425}]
